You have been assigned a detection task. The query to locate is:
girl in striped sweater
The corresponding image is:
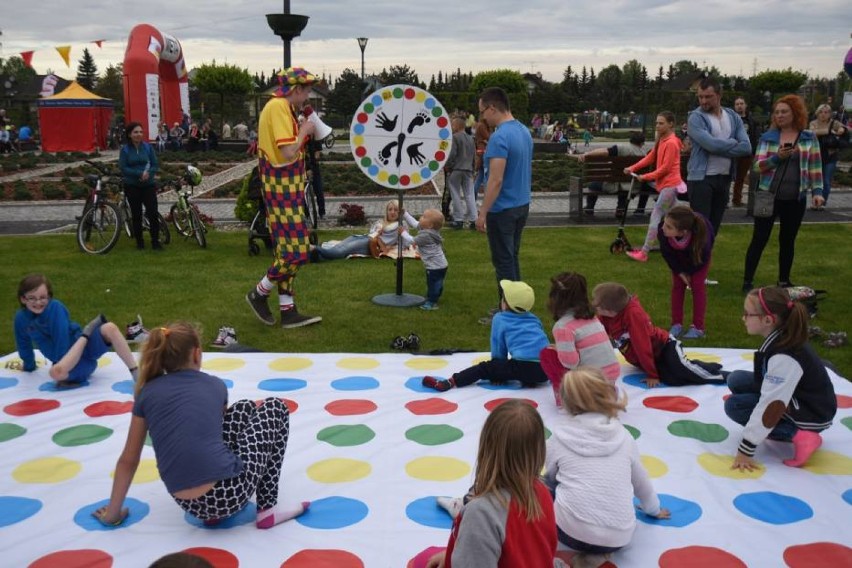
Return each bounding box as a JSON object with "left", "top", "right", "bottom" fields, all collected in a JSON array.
[{"left": 539, "top": 272, "right": 620, "bottom": 406}]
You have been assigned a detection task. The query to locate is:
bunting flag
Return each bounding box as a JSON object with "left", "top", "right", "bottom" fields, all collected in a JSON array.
[
  {"left": 93, "top": 40, "right": 105, "bottom": 48},
  {"left": 55, "top": 45, "right": 71, "bottom": 67},
  {"left": 20, "top": 51, "right": 35, "bottom": 68}
]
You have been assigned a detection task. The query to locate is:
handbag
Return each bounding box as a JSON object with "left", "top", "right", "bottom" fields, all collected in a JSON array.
[{"left": 822, "top": 120, "right": 850, "bottom": 150}]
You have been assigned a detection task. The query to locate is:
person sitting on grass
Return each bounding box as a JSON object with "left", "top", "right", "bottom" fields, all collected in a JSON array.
[
  {"left": 11, "top": 273, "right": 138, "bottom": 388},
  {"left": 315, "top": 200, "right": 414, "bottom": 261},
  {"left": 421, "top": 280, "right": 549, "bottom": 392},
  {"left": 403, "top": 208, "right": 448, "bottom": 311},
  {"left": 592, "top": 282, "right": 724, "bottom": 388}
]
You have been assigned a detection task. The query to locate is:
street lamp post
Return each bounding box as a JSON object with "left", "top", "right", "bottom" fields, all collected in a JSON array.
[{"left": 357, "top": 37, "right": 369, "bottom": 81}]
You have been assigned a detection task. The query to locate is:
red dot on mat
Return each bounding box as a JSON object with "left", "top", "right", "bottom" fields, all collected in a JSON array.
[
  {"left": 836, "top": 394, "right": 852, "bottom": 409},
  {"left": 484, "top": 398, "right": 538, "bottom": 412},
  {"left": 407, "top": 546, "right": 446, "bottom": 568},
  {"left": 357, "top": 113, "right": 368, "bottom": 123},
  {"left": 29, "top": 549, "right": 113, "bottom": 568},
  {"left": 436, "top": 116, "right": 449, "bottom": 128},
  {"left": 355, "top": 146, "right": 367, "bottom": 157},
  {"left": 643, "top": 395, "right": 699, "bottom": 413},
  {"left": 660, "top": 546, "right": 747, "bottom": 568},
  {"left": 282, "top": 549, "right": 364, "bottom": 567},
  {"left": 253, "top": 398, "right": 299, "bottom": 413},
  {"left": 784, "top": 542, "right": 852, "bottom": 567},
  {"left": 4, "top": 398, "right": 61, "bottom": 416},
  {"left": 183, "top": 547, "right": 239, "bottom": 568},
  {"left": 85, "top": 401, "right": 134, "bottom": 417},
  {"left": 435, "top": 151, "right": 446, "bottom": 161},
  {"left": 405, "top": 398, "right": 459, "bottom": 416},
  {"left": 404, "top": 88, "right": 416, "bottom": 99},
  {"left": 325, "top": 399, "right": 378, "bottom": 416}
]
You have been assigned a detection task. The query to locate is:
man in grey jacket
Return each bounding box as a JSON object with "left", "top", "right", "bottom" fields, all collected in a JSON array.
[
  {"left": 687, "top": 76, "right": 752, "bottom": 234},
  {"left": 445, "top": 117, "right": 477, "bottom": 229}
]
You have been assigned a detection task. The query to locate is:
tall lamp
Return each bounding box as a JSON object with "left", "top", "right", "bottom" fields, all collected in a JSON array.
[{"left": 357, "top": 37, "right": 369, "bottom": 81}]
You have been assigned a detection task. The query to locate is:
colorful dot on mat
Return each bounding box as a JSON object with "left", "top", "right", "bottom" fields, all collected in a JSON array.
[
  {"left": 4, "top": 398, "right": 61, "bottom": 416},
  {"left": 615, "top": 351, "right": 627, "bottom": 364},
  {"left": 282, "top": 549, "right": 365, "bottom": 567},
  {"left": 622, "top": 373, "right": 668, "bottom": 390},
  {"left": 258, "top": 378, "right": 308, "bottom": 392},
  {"left": 97, "top": 357, "right": 111, "bottom": 368},
  {"left": 642, "top": 396, "right": 699, "bottom": 413},
  {"left": 784, "top": 543, "right": 852, "bottom": 567},
  {"left": 317, "top": 424, "right": 376, "bottom": 447},
  {"left": 837, "top": 394, "right": 852, "bottom": 408},
  {"left": 183, "top": 548, "right": 239, "bottom": 568},
  {"left": 74, "top": 497, "right": 149, "bottom": 531},
  {"left": 799, "top": 450, "right": 852, "bottom": 475},
  {"left": 405, "top": 357, "right": 449, "bottom": 371},
  {"left": 405, "top": 398, "right": 458, "bottom": 416},
  {"left": 307, "top": 458, "right": 372, "bottom": 483},
  {"left": 84, "top": 401, "right": 133, "bottom": 417},
  {"left": 331, "top": 376, "right": 380, "bottom": 390},
  {"left": 640, "top": 455, "right": 669, "bottom": 478},
  {"left": 13, "top": 456, "right": 81, "bottom": 483},
  {"left": 0, "top": 423, "right": 26, "bottom": 443},
  {"left": 0, "top": 496, "right": 42, "bottom": 527},
  {"left": 184, "top": 501, "right": 255, "bottom": 529},
  {"left": 336, "top": 357, "right": 380, "bottom": 370},
  {"left": 297, "top": 496, "right": 369, "bottom": 530},
  {"left": 842, "top": 416, "right": 852, "bottom": 431},
  {"left": 659, "top": 546, "right": 747, "bottom": 568},
  {"left": 733, "top": 491, "right": 813, "bottom": 524},
  {"left": 472, "top": 355, "right": 490, "bottom": 364},
  {"left": 325, "top": 399, "right": 377, "bottom": 416},
  {"left": 0, "top": 377, "right": 19, "bottom": 389},
  {"left": 697, "top": 452, "right": 766, "bottom": 479},
  {"left": 484, "top": 398, "right": 538, "bottom": 411},
  {"left": 623, "top": 424, "right": 640, "bottom": 439},
  {"left": 667, "top": 420, "right": 729, "bottom": 443},
  {"left": 53, "top": 424, "right": 113, "bottom": 447},
  {"left": 635, "top": 493, "right": 702, "bottom": 528},
  {"left": 112, "top": 380, "right": 134, "bottom": 395},
  {"left": 406, "top": 496, "right": 454, "bottom": 529},
  {"left": 408, "top": 547, "right": 446, "bottom": 568},
  {"left": 406, "top": 456, "right": 471, "bottom": 481},
  {"left": 39, "top": 379, "right": 91, "bottom": 392},
  {"left": 405, "top": 376, "right": 445, "bottom": 393},
  {"left": 268, "top": 356, "right": 314, "bottom": 371},
  {"left": 111, "top": 458, "right": 160, "bottom": 484},
  {"left": 683, "top": 351, "right": 722, "bottom": 363},
  {"left": 202, "top": 358, "right": 246, "bottom": 372},
  {"left": 220, "top": 378, "right": 234, "bottom": 389},
  {"left": 28, "top": 549, "right": 113, "bottom": 568},
  {"left": 844, "top": 489, "right": 852, "bottom": 506},
  {"left": 405, "top": 424, "right": 464, "bottom": 446},
  {"left": 478, "top": 381, "right": 523, "bottom": 391}
]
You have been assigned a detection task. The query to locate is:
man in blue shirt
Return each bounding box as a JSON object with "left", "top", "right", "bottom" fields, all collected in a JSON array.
[{"left": 476, "top": 87, "right": 533, "bottom": 324}]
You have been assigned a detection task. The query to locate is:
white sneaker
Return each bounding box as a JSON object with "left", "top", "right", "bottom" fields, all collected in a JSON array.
[
  {"left": 211, "top": 326, "right": 237, "bottom": 349},
  {"left": 436, "top": 496, "right": 464, "bottom": 519},
  {"left": 125, "top": 315, "right": 149, "bottom": 343}
]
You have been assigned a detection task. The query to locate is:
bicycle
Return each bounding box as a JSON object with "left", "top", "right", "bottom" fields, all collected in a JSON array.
[
  {"left": 304, "top": 174, "right": 319, "bottom": 234},
  {"left": 247, "top": 172, "right": 317, "bottom": 255},
  {"left": 116, "top": 183, "right": 171, "bottom": 246},
  {"left": 163, "top": 165, "right": 207, "bottom": 248},
  {"left": 76, "top": 161, "right": 121, "bottom": 254}
]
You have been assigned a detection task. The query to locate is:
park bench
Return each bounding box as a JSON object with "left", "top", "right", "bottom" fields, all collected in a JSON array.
[{"left": 567, "top": 154, "right": 653, "bottom": 222}]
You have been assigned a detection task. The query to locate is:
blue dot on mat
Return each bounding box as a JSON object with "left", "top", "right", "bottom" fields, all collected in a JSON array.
[
  {"left": 258, "top": 378, "right": 308, "bottom": 392},
  {"left": 353, "top": 123, "right": 365, "bottom": 135},
  {"left": 220, "top": 378, "right": 234, "bottom": 389},
  {"left": 184, "top": 502, "right": 255, "bottom": 529},
  {"left": 112, "top": 380, "right": 135, "bottom": 395},
  {"left": 622, "top": 373, "right": 669, "bottom": 390},
  {"left": 75, "top": 498, "right": 149, "bottom": 531},
  {"left": 843, "top": 489, "right": 852, "bottom": 506},
  {"left": 371, "top": 95, "right": 383, "bottom": 107},
  {"left": 733, "top": 491, "right": 813, "bottom": 525},
  {"left": 420, "top": 167, "right": 432, "bottom": 179},
  {"left": 439, "top": 128, "right": 450, "bottom": 139},
  {"left": 39, "top": 379, "right": 90, "bottom": 391},
  {"left": 424, "top": 98, "right": 435, "bottom": 109},
  {"left": 477, "top": 381, "right": 522, "bottom": 391},
  {"left": 406, "top": 497, "right": 454, "bottom": 529},
  {"left": 368, "top": 165, "right": 379, "bottom": 176},
  {"left": 297, "top": 496, "right": 368, "bottom": 529},
  {"left": 405, "top": 376, "right": 445, "bottom": 393},
  {"left": 0, "top": 496, "right": 42, "bottom": 527},
  {"left": 635, "top": 493, "right": 701, "bottom": 528},
  {"left": 331, "top": 376, "right": 380, "bottom": 391},
  {"left": 0, "top": 377, "right": 19, "bottom": 389}
]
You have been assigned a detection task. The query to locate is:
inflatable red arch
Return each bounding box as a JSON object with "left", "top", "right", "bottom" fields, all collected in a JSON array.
[{"left": 123, "top": 24, "right": 189, "bottom": 141}]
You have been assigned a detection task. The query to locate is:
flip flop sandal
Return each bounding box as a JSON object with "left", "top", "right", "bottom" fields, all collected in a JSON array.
[
  {"left": 390, "top": 336, "right": 407, "bottom": 351},
  {"left": 404, "top": 333, "right": 421, "bottom": 351}
]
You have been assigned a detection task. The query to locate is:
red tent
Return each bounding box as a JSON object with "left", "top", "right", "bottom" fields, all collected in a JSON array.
[{"left": 37, "top": 82, "right": 114, "bottom": 152}]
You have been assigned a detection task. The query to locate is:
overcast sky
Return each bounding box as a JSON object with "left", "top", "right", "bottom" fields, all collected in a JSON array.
[{"left": 3, "top": 1, "right": 850, "bottom": 85}]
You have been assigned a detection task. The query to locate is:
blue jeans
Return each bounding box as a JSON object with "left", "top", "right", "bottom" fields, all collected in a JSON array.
[
  {"left": 724, "top": 370, "right": 796, "bottom": 441},
  {"left": 687, "top": 174, "right": 730, "bottom": 235},
  {"left": 486, "top": 204, "right": 529, "bottom": 297},
  {"left": 425, "top": 268, "right": 447, "bottom": 303},
  {"left": 316, "top": 234, "right": 370, "bottom": 260},
  {"left": 822, "top": 158, "right": 837, "bottom": 204}
]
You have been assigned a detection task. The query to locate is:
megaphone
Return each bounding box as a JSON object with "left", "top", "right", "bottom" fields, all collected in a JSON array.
[{"left": 302, "top": 105, "right": 333, "bottom": 139}]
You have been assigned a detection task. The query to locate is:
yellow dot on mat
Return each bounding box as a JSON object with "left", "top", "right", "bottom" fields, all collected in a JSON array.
[
  {"left": 405, "top": 358, "right": 448, "bottom": 371},
  {"left": 472, "top": 355, "right": 490, "bottom": 365},
  {"left": 697, "top": 452, "right": 766, "bottom": 479},
  {"left": 268, "top": 357, "right": 313, "bottom": 372},
  {"left": 124, "top": 458, "right": 160, "bottom": 484},
  {"left": 13, "top": 457, "right": 81, "bottom": 483},
  {"left": 337, "top": 357, "right": 380, "bottom": 370},
  {"left": 307, "top": 458, "right": 372, "bottom": 483},
  {"left": 202, "top": 358, "right": 246, "bottom": 372},
  {"left": 406, "top": 457, "right": 471, "bottom": 481},
  {"left": 801, "top": 450, "right": 852, "bottom": 475},
  {"left": 640, "top": 455, "right": 668, "bottom": 478},
  {"left": 740, "top": 353, "right": 755, "bottom": 361},
  {"left": 97, "top": 357, "right": 111, "bottom": 368},
  {"left": 411, "top": 173, "right": 422, "bottom": 184},
  {"left": 415, "top": 92, "right": 426, "bottom": 102},
  {"left": 377, "top": 171, "right": 390, "bottom": 182},
  {"left": 683, "top": 352, "right": 722, "bottom": 363},
  {"left": 352, "top": 135, "right": 364, "bottom": 146},
  {"left": 615, "top": 352, "right": 628, "bottom": 364}
]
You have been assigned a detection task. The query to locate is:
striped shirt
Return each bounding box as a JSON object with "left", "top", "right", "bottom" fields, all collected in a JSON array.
[{"left": 552, "top": 312, "right": 621, "bottom": 382}]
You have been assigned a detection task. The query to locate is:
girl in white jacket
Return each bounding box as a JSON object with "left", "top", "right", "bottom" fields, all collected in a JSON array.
[{"left": 544, "top": 367, "right": 670, "bottom": 568}]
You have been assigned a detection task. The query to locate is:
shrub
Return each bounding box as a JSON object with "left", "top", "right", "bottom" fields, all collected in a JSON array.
[
  {"left": 13, "top": 181, "right": 32, "bottom": 201},
  {"left": 42, "top": 184, "right": 66, "bottom": 200},
  {"left": 234, "top": 170, "right": 259, "bottom": 223},
  {"left": 69, "top": 183, "right": 88, "bottom": 200},
  {"left": 338, "top": 203, "right": 366, "bottom": 226}
]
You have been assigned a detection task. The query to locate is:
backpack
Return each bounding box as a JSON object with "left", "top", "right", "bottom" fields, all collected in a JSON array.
[{"left": 786, "top": 286, "right": 827, "bottom": 318}]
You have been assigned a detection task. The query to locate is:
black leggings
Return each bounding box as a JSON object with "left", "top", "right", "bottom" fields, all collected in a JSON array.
[
  {"left": 125, "top": 185, "right": 160, "bottom": 247},
  {"left": 743, "top": 197, "right": 806, "bottom": 284},
  {"left": 453, "top": 358, "right": 548, "bottom": 388}
]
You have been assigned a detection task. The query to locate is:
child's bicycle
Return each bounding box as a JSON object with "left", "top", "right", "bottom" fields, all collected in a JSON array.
[
  {"left": 162, "top": 165, "right": 207, "bottom": 248},
  {"left": 76, "top": 160, "right": 121, "bottom": 254}
]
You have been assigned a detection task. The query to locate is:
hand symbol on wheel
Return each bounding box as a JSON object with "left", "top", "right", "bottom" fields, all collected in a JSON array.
[
  {"left": 375, "top": 112, "right": 398, "bottom": 132},
  {"left": 407, "top": 142, "right": 426, "bottom": 165}
]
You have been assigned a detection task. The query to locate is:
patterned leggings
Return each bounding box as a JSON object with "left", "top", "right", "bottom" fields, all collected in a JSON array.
[
  {"left": 174, "top": 398, "right": 290, "bottom": 520},
  {"left": 260, "top": 158, "right": 310, "bottom": 295},
  {"left": 640, "top": 186, "right": 681, "bottom": 252}
]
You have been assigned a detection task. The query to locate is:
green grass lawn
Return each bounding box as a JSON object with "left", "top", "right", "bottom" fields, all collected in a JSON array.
[{"left": 1, "top": 224, "right": 849, "bottom": 378}]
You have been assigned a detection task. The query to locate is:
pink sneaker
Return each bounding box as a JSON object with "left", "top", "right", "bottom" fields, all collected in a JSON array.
[
  {"left": 627, "top": 250, "right": 648, "bottom": 262},
  {"left": 783, "top": 430, "right": 822, "bottom": 467}
]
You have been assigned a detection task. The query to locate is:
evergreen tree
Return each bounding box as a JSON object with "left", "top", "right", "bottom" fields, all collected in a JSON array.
[{"left": 76, "top": 48, "right": 98, "bottom": 90}]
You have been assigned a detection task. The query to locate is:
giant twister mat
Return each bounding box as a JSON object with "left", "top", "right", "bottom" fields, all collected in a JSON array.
[{"left": 0, "top": 349, "right": 850, "bottom": 568}]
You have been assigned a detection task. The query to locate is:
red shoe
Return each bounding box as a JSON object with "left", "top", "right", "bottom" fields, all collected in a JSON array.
[
  {"left": 626, "top": 250, "right": 648, "bottom": 262},
  {"left": 783, "top": 430, "right": 822, "bottom": 467}
]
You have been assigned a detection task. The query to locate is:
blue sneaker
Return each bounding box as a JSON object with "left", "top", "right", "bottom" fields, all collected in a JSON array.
[
  {"left": 420, "top": 301, "right": 439, "bottom": 311},
  {"left": 669, "top": 324, "right": 683, "bottom": 338},
  {"left": 682, "top": 326, "right": 705, "bottom": 339}
]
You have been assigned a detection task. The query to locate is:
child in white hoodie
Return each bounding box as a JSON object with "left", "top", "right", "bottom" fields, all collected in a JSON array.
[{"left": 544, "top": 366, "right": 670, "bottom": 568}]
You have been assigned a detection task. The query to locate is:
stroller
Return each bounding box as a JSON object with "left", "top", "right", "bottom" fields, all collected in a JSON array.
[{"left": 246, "top": 166, "right": 273, "bottom": 256}]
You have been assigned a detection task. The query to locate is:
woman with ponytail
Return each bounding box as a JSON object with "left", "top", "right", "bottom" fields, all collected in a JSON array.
[
  {"left": 726, "top": 287, "right": 836, "bottom": 471},
  {"left": 95, "top": 322, "right": 308, "bottom": 528}
]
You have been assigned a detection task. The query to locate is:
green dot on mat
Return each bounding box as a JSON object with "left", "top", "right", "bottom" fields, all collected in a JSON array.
[
  {"left": 667, "top": 420, "right": 729, "bottom": 443},
  {"left": 145, "top": 433, "right": 153, "bottom": 447},
  {"left": 544, "top": 426, "right": 551, "bottom": 440},
  {"left": 52, "top": 424, "right": 113, "bottom": 447},
  {"left": 0, "top": 423, "right": 27, "bottom": 443},
  {"left": 841, "top": 416, "right": 852, "bottom": 431},
  {"left": 317, "top": 424, "right": 376, "bottom": 447},
  {"left": 405, "top": 424, "right": 464, "bottom": 446},
  {"left": 624, "top": 424, "right": 640, "bottom": 440}
]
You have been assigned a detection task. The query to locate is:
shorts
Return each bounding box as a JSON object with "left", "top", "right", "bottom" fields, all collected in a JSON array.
[{"left": 66, "top": 322, "right": 110, "bottom": 383}]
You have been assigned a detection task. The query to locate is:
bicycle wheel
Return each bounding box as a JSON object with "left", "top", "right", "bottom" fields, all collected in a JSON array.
[
  {"left": 304, "top": 180, "right": 319, "bottom": 230},
  {"left": 119, "top": 200, "right": 133, "bottom": 238},
  {"left": 189, "top": 207, "right": 207, "bottom": 248},
  {"left": 77, "top": 202, "right": 121, "bottom": 254},
  {"left": 156, "top": 213, "right": 171, "bottom": 245},
  {"left": 170, "top": 204, "right": 191, "bottom": 237},
  {"left": 323, "top": 134, "right": 335, "bottom": 149}
]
